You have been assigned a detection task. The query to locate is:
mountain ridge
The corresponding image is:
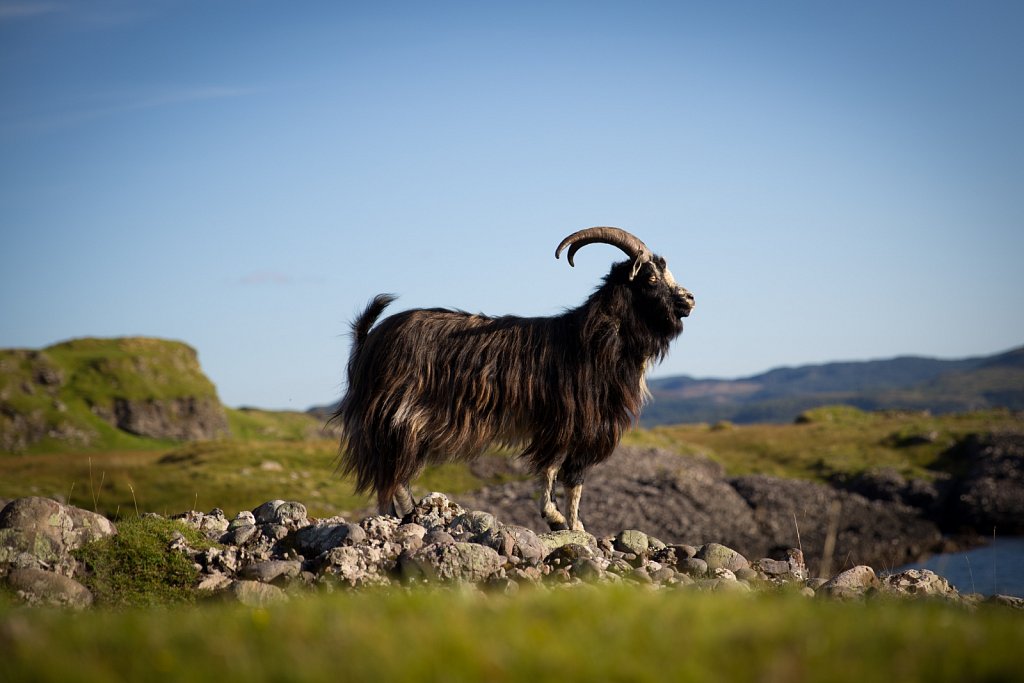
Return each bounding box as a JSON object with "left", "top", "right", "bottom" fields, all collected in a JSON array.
[{"left": 642, "top": 345, "right": 1024, "bottom": 425}]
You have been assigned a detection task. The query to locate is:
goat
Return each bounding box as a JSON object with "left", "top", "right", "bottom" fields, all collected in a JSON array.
[{"left": 334, "top": 227, "right": 695, "bottom": 531}]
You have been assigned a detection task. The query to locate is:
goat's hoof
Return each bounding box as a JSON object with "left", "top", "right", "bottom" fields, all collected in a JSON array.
[{"left": 545, "top": 520, "right": 569, "bottom": 532}]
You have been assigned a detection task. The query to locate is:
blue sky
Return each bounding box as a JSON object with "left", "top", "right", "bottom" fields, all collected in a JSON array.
[{"left": 2, "top": 1, "right": 1022, "bottom": 410}]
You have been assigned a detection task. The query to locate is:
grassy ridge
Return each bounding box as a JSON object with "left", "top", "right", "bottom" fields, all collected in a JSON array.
[
  {"left": 1, "top": 337, "right": 223, "bottom": 453},
  {"left": 1, "top": 407, "right": 1020, "bottom": 520},
  {"left": 623, "top": 406, "right": 1023, "bottom": 481},
  {"left": 1, "top": 587, "right": 1021, "bottom": 683}
]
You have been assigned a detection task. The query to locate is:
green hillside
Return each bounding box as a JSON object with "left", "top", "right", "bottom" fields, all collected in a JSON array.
[{"left": 0, "top": 337, "right": 325, "bottom": 454}]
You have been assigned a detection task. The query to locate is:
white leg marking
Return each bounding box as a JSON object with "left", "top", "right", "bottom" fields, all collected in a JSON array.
[
  {"left": 540, "top": 464, "right": 567, "bottom": 529},
  {"left": 564, "top": 483, "right": 584, "bottom": 532}
]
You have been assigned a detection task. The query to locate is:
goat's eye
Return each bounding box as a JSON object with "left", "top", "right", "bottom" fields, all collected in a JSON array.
[{"left": 647, "top": 274, "right": 658, "bottom": 284}]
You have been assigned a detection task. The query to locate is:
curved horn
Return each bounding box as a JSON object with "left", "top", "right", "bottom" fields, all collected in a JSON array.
[{"left": 555, "top": 226, "right": 653, "bottom": 270}]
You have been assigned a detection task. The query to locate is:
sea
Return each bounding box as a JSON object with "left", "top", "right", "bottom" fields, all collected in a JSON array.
[{"left": 892, "top": 537, "right": 1024, "bottom": 597}]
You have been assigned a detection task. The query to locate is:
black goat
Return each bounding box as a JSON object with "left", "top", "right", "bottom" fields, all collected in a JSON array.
[{"left": 335, "top": 227, "right": 695, "bottom": 531}]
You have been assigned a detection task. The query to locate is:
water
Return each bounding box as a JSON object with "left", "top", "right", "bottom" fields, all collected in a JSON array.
[{"left": 893, "top": 537, "right": 1024, "bottom": 597}]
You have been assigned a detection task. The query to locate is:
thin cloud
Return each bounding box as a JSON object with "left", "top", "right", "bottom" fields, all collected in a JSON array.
[
  {"left": 0, "top": 1, "right": 66, "bottom": 20},
  {"left": 2, "top": 85, "right": 261, "bottom": 135}
]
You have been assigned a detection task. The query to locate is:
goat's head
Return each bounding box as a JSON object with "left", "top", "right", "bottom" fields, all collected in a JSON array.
[{"left": 555, "top": 226, "right": 695, "bottom": 335}]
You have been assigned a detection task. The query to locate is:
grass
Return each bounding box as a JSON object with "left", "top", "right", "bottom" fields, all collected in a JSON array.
[
  {"left": 1, "top": 406, "right": 1019, "bottom": 521},
  {"left": 622, "top": 407, "right": 1023, "bottom": 482},
  {"left": 73, "top": 516, "right": 216, "bottom": 607},
  {"left": 0, "top": 587, "right": 1021, "bottom": 683}
]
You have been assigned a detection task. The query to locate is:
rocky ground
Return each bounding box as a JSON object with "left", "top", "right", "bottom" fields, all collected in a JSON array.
[
  {"left": 2, "top": 433, "right": 1021, "bottom": 611},
  {"left": 462, "top": 432, "right": 1024, "bottom": 574},
  {"left": 1, "top": 490, "right": 1021, "bottom": 612}
]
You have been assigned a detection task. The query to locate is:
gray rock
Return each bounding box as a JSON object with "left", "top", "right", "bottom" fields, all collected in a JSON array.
[
  {"left": 0, "top": 497, "right": 116, "bottom": 575},
  {"left": 696, "top": 543, "right": 749, "bottom": 573},
  {"left": 260, "top": 524, "right": 289, "bottom": 542},
  {"left": 735, "top": 567, "right": 759, "bottom": 583},
  {"left": 504, "top": 526, "right": 548, "bottom": 565},
  {"left": 538, "top": 529, "right": 597, "bottom": 551},
  {"left": 401, "top": 542, "right": 503, "bottom": 583},
  {"left": 677, "top": 558, "right": 708, "bottom": 577},
  {"left": 821, "top": 565, "right": 879, "bottom": 599},
  {"left": 627, "top": 567, "right": 653, "bottom": 584},
  {"left": 650, "top": 565, "right": 676, "bottom": 583},
  {"left": 407, "top": 493, "right": 464, "bottom": 530},
  {"left": 63, "top": 506, "right": 118, "bottom": 546},
  {"left": 544, "top": 543, "right": 594, "bottom": 570},
  {"left": 228, "top": 510, "right": 256, "bottom": 529},
  {"left": 614, "top": 529, "right": 649, "bottom": 556},
  {"left": 949, "top": 433, "right": 1024, "bottom": 534},
  {"left": 449, "top": 511, "right": 498, "bottom": 537},
  {"left": 882, "top": 569, "right": 960, "bottom": 600},
  {"left": 360, "top": 515, "right": 400, "bottom": 543},
  {"left": 605, "top": 558, "right": 633, "bottom": 577},
  {"left": 319, "top": 545, "right": 393, "bottom": 587},
  {"left": 292, "top": 522, "right": 364, "bottom": 556},
  {"left": 712, "top": 578, "right": 751, "bottom": 593},
  {"left": 222, "top": 524, "right": 257, "bottom": 546},
  {"left": 712, "top": 567, "right": 737, "bottom": 581},
  {"left": 197, "top": 572, "right": 233, "bottom": 592},
  {"left": 239, "top": 560, "right": 302, "bottom": 584},
  {"left": 394, "top": 523, "right": 427, "bottom": 552},
  {"left": 570, "top": 558, "right": 604, "bottom": 583},
  {"left": 986, "top": 594, "right": 1024, "bottom": 609},
  {"left": 6, "top": 567, "right": 93, "bottom": 608},
  {"left": 252, "top": 500, "right": 308, "bottom": 528},
  {"left": 423, "top": 529, "right": 456, "bottom": 546},
  {"left": 671, "top": 544, "right": 699, "bottom": 559},
  {"left": 226, "top": 580, "right": 289, "bottom": 606}
]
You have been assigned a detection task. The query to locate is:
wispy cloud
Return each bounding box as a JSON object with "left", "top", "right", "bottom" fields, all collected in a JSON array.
[
  {"left": 2, "top": 84, "right": 261, "bottom": 135},
  {"left": 0, "top": 1, "right": 66, "bottom": 21}
]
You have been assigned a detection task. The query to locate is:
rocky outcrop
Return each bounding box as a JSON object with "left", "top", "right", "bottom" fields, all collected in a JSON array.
[
  {"left": 97, "top": 396, "right": 229, "bottom": 441},
  {"left": 459, "top": 447, "right": 945, "bottom": 574},
  {"left": 0, "top": 337, "right": 230, "bottom": 451},
  {"left": 945, "top": 432, "right": 1024, "bottom": 535},
  {"left": 1, "top": 494, "right": 1019, "bottom": 609},
  {"left": 829, "top": 431, "right": 1024, "bottom": 539}
]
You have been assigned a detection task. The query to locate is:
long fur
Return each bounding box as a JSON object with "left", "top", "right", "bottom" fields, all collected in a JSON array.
[{"left": 335, "top": 256, "right": 689, "bottom": 512}]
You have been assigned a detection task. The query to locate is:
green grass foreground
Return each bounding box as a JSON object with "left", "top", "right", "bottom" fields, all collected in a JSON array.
[{"left": 1, "top": 587, "right": 1022, "bottom": 683}]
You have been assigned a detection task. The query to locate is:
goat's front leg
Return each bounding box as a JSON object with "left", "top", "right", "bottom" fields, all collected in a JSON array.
[
  {"left": 539, "top": 464, "right": 568, "bottom": 530},
  {"left": 563, "top": 483, "right": 585, "bottom": 532}
]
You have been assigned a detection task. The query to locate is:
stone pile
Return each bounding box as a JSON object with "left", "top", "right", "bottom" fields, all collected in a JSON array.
[{"left": 2, "top": 494, "right": 1021, "bottom": 610}]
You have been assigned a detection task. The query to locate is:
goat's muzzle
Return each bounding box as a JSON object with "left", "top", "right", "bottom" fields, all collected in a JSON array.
[{"left": 674, "top": 288, "right": 695, "bottom": 318}]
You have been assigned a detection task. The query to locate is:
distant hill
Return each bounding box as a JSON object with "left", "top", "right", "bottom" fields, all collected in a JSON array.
[
  {"left": 642, "top": 346, "right": 1024, "bottom": 426},
  {"left": 0, "top": 337, "right": 230, "bottom": 452},
  {"left": 0, "top": 337, "right": 335, "bottom": 453}
]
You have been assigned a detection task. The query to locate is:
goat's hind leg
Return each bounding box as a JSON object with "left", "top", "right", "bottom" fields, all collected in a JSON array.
[
  {"left": 539, "top": 464, "right": 568, "bottom": 531},
  {"left": 391, "top": 483, "right": 415, "bottom": 518},
  {"left": 378, "top": 482, "right": 416, "bottom": 519}
]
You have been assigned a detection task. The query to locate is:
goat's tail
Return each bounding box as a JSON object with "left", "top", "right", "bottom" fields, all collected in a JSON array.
[{"left": 348, "top": 293, "right": 396, "bottom": 369}]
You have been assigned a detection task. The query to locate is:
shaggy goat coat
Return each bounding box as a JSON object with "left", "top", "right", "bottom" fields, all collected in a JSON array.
[{"left": 335, "top": 257, "right": 687, "bottom": 515}]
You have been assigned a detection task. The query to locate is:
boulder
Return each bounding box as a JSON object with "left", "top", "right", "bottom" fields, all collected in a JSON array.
[
  {"left": 401, "top": 542, "right": 503, "bottom": 583},
  {"left": 821, "top": 566, "right": 880, "bottom": 599},
  {"left": 6, "top": 567, "right": 93, "bottom": 608}
]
